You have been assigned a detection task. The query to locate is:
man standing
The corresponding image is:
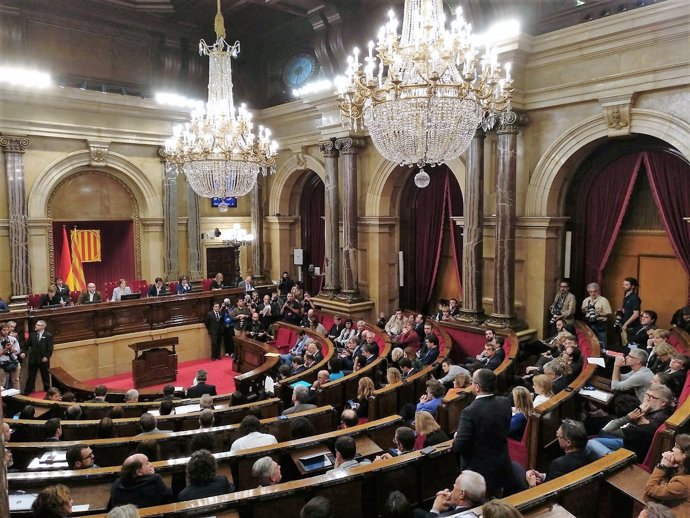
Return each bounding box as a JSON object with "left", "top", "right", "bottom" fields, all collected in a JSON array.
[
  {"left": 619, "top": 277, "right": 642, "bottom": 346},
  {"left": 230, "top": 298, "right": 251, "bottom": 336},
  {"left": 186, "top": 369, "right": 217, "bottom": 398},
  {"left": 549, "top": 279, "right": 577, "bottom": 333},
  {"left": 22, "top": 320, "right": 54, "bottom": 395},
  {"left": 108, "top": 453, "right": 173, "bottom": 509},
  {"left": 278, "top": 271, "right": 294, "bottom": 298},
  {"left": 281, "top": 292, "right": 302, "bottom": 325},
  {"left": 147, "top": 277, "right": 167, "bottom": 297},
  {"left": 413, "top": 470, "right": 486, "bottom": 517},
  {"left": 581, "top": 282, "right": 612, "bottom": 348},
  {"left": 77, "top": 283, "right": 102, "bottom": 304},
  {"left": 205, "top": 303, "right": 224, "bottom": 361},
  {"left": 452, "top": 368, "right": 512, "bottom": 497}
]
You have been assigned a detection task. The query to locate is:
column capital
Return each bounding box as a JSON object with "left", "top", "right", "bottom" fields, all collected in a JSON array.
[
  {"left": 317, "top": 138, "right": 339, "bottom": 158},
  {"left": 0, "top": 135, "right": 30, "bottom": 153},
  {"left": 334, "top": 137, "right": 367, "bottom": 154},
  {"left": 497, "top": 110, "right": 529, "bottom": 134}
]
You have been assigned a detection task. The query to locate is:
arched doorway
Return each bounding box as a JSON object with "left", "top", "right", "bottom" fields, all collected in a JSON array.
[
  {"left": 399, "top": 165, "right": 464, "bottom": 312},
  {"left": 566, "top": 136, "right": 690, "bottom": 325},
  {"left": 49, "top": 171, "right": 140, "bottom": 291},
  {"left": 299, "top": 171, "right": 325, "bottom": 295}
]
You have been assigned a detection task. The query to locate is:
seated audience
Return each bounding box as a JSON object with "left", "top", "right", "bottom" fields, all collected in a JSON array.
[
  {"left": 199, "top": 393, "right": 214, "bottom": 410},
  {"left": 44, "top": 387, "right": 62, "bottom": 402},
  {"left": 647, "top": 330, "right": 676, "bottom": 373},
  {"left": 187, "top": 369, "right": 217, "bottom": 397},
  {"left": 44, "top": 418, "right": 62, "bottom": 441},
  {"left": 135, "top": 439, "right": 161, "bottom": 462},
  {"left": 419, "top": 334, "right": 440, "bottom": 366},
  {"left": 159, "top": 400, "right": 174, "bottom": 416},
  {"left": 510, "top": 386, "right": 533, "bottom": 440},
  {"left": 513, "top": 419, "right": 592, "bottom": 491},
  {"left": 300, "top": 496, "right": 332, "bottom": 518},
  {"left": 385, "top": 309, "right": 406, "bottom": 338},
  {"left": 376, "top": 426, "right": 416, "bottom": 460},
  {"left": 136, "top": 413, "right": 167, "bottom": 436},
  {"left": 437, "top": 358, "right": 470, "bottom": 387},
  {"left": 481, "top": 501, "right": 525, "bottom": 518},
  {"left": 350, "top": 376, "right": 375, "bottom": 419},
  {"left": 106, "top": 504, "right": 141, "bottom": 518},
  {"left": 176, "top": 275, "right": 193, "bottom": 294},
  {"left": 252, "top": 456, "right": 282, "bottom": 486},
  {"left": 66, "top": 444, "right": 97, "bottom": 470},
  {"left": 231, "top": 415, "right": 278, "bottom": 452},
  {"left": 111, "top": 279, "right": 132, "bottom": 301},
  {"left": 414, "top": 410, "right": 449, "bottom": 449},
  {"left": 396, "top": 321, "right": 420, "bottom": 352},
  {"left": 644, "top": 433, "right": 690, "bottom": 517},
  {"left": 124, "top": 389, "right": 139, "bottom": 403},
  {"left": 283, "top": 385, "right": 317, "bottom": 415},
  {"left": 290, "top": 416, "right": 315, "bottom": 440},
  {"left": 199, "top": 409, "right": 215, "bottom": 429},
  {"left": 663, "top": 354, "right": 690, "bottom": 398},
  {"left": 671, "top": 306, "right": 690, "bottom": 333},
  {"left": 446, "top": 372, "right": 472, "bottom": 397},
  {"left": 178, "top": 449, "right": 234, "bottom": 501},
  {"left": 399, "top": 357, "right": 419, "bottom": 379},
  {"left": 64, "top": 404, "right": 83, "bottom": 420},
  {"left": 40, "top": 285, "right": 65, "bottom": 308},
  {"left": 532, "top": 374, "right": 554, "bottom": 406},
  {"left": 108, "top": 453, "right": 173, "bottom": 509},
  {"left": 386, "top": 367, "right": 403, "bottom": 385},
  {"left": 155, "top": 384, "right": 178, "bottom": 401},
  {"left": 587, "top": 384, "right": 674, "bottom": 460},
  {"left": 334, "top": 319, "right": 356, "bottom": 348},
  {"left": 639, "top": 502, "right": 680, "bottom": 518},
  {"left": 327, "top": 435, "right": 371, "bottom": 473},
  {"left": 413, "top": 470, "right": 486, "bottom": 517},
  {"left": 340, "top": 408, "right": 359, "bottom": 429},
  {"left": 97, "top": 417, "right": 117, "bottom": 439},
  {"left": 543, "top": 360, "right": 570, "bottom": 394},
  {"left": 328, "top": 357, "right": 345, "bottom": 380},
  {"left": 31, "top": 484, "right": 72, "bottom": 518},
  {"left": 89, "top": 384, "right": 108, "bottom": 402},
  {"left": 416, "top": 379, "right": 446, "bottom": 416},
  {"left": 385, "top": 491, "right": 412, "bottom": 518}
]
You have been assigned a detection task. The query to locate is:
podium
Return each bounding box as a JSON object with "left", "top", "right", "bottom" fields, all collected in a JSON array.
[{"left": 129, "top": 338, "right": 178, "bottom": 388}]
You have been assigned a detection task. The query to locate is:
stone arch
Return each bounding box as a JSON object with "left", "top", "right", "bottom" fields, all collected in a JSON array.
[
  {"left": 269, "top": 153, "right": 325, "bottom": 216},
  {"left": 365, "top": 155, "right": 466, "bottom": 217},
  {"left": 28, "top": 150, "right": 161, "bottom": 220},
  {"left": 526, "top": 109, "right": 690, "bottom": 217}
]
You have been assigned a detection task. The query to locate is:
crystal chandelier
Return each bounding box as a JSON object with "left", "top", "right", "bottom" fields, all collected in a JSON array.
[
  {"left": 336, "top": 0, "right": 514, "bottom": 187},
  {"left": 163, "top": 0, "right": 277, "bottom": 199}
]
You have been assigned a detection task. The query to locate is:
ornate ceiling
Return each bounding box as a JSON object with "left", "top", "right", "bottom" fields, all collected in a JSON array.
[{"left": 0, "top": 0, "right": 664, "bottom": 108}]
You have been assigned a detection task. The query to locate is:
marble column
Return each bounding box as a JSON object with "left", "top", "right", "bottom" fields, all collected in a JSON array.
[
  {"left": 0, "top": 136, "right": 32, "bottom": 303},
  {"left": 160, "top": 151, "right": 180, "bottom": 281},
  {"left": 250, "top": 179, "right": 267, "bottom": 283},
  {"left": 487, "top": 112, "right": 519, "bottom": 328},
  {"left": 335, "top": 136, "right": 366, "bottom": 302},
  {"left": 318, "top": 138, "right": 340, "bottom": 298},
  {"left": 458, "top": 129, "right": 486, "bottom": 324},
  {"left": 185, "top": 181, "right": 203, "bottom": 281}
]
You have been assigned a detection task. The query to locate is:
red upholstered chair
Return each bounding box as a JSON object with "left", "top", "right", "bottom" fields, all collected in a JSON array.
[
  {"left": 133, "top": 279, "right": 148, "bottom": 295},
  {"left": 668, "top": 333, "right": 686, "bottom": 354},
  {"left": 640, "top": 424, "right": 666, "bottom": 473},
  {"left": 575, "top": 325, "right": 592, "bottom": 359},
  {"left": 103, "top": 282, "right": 118, "bottom": 301},
  {"left": 168, "top": 282, "right": 177, "bottom": 294},
  {"left": 201, "top": 279, "right": 213, "bottom": 291},
  {"left": 508, "top": 419, "right": 531, "bottom": 469},
  {"left": 69, "top": 291, "right": 80, "bottom": 305},
  {"left": 27, "top": 294, "right": 42, "bottom": 309},
  {"left": 678, "top": 370, "right": 690, "bottom": 406}
]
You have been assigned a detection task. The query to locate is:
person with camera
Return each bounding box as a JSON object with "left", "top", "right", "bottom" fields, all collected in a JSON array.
[
  {"left": 0, "top": 321, "right": 21, "bottom": 389},
  {"left": 581, "top": 282, "right": 612, "bottom": 348},
  {"left": 230, "top": 297, "right": 251, "bottom": 337},
  {"left": 280, "top": 291, "right": 302, "bottom": 325},
  {"left": 548, "top": 279, "right": 577, "bottom": 335}
]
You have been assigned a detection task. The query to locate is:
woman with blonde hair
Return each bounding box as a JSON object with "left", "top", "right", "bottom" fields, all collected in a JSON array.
[
  {"left": 532, "top": 374, "right": 554, "bottom": 406},
  {"left": 510, "top": 386, "right": 534, "bottom": 440},
  {"left": 645, "top": 433, "right": 690, "bottom": 517},
  {"left": 414, "top": 410, "right": 449, "bottom": 449},
  {"left": 351, "top": 376, "right": 375, "bottom": 420},
  {"left": 111, "top": 279, "right": 132, "bottom": 301},
  {"left": 482, "top": 501, "right": 525, "bottom": 518},
  {"left": 31, "top": 484, "right": 72, "bottom": 517},
  {"left": 386, "top": 367, "right": 402, "bottom": 385},
  {"left": 648, "top": 330, "right": 676, "bottom": 373}
]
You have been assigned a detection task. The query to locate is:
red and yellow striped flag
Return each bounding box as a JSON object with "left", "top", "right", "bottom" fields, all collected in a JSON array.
[
  {"left": 70, "top": 228, "right": 86, "bottom": 291},
  {"left": 73, "top": 229, "right": 101, "bottom": 263}
]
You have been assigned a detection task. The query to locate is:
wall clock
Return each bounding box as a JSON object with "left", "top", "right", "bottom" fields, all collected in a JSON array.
[{"left": 282, "top": 53, "right": 319, "bottom": 89}]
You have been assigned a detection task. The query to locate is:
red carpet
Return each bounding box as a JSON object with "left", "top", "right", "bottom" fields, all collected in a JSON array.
[{"left": 81, "top": 357, "right": 238, "bottom": 394}]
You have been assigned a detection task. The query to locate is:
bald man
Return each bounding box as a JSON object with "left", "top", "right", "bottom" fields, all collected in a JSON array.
[{"left": 108, "top": 453, "right": 172, "bottom": 510}]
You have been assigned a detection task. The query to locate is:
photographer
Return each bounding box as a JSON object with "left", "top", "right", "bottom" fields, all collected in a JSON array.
[
  {"left": 0, "top": 321, "right": 21, "bottom": 389},
  {"left": 581, "top": 282, "right": 612, "bottom": 349},
  {"left": 548, "top": 279, "right": 577, "bottom": 335}
]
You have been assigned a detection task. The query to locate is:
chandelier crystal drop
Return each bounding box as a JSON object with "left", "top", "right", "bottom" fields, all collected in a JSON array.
[
  {"left": 337, "top": 0, "right": 514, "bottom": 184},
  {"left": 163, "top": 0, "right": 277, "bottom": 198}
]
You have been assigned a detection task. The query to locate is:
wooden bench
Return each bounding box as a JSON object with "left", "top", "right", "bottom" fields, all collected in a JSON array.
[
  {"left": 8, "top": 398, "right": 283, "bottom": 442},
  {"left": 8, "top": 415, "right": 404, "bottom": 513},
  {"left": 8, "top": 405, "right": 338, "bottom": 471}
]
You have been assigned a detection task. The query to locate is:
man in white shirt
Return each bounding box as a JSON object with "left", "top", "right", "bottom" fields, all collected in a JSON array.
[{"left": 230, "top": 415, "right": 277, "bottom": 452}]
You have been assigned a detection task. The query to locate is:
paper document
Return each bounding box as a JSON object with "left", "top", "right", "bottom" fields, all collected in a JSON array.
[
  {"left": 580, "top": 388, "right": 613, "bottom": 403},
  {"left": 587, "top": 357, "right": 606, "bottom": 367}
]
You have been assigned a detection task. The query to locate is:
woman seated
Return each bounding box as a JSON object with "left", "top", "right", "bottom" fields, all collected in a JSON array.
[
  {"left": 328, "top": 357, "right": 345, "bottom": 381},
  {"left": 32, "top": 484, "right": 72, "bottom": 518},
  {"left": 178, "top": 449, "right": 235, "bottom": 501},
  {"left": 648, "top": 331, "right": 676, "bottom": 373},
  {"left": 386, "top": 367, "right": 403, "bottom": 386},
  {"left": 349, "top": 377, "right": 375, "bottom": 420},
  {"left": 446, "top": 372, "right": 472, "bottom": 397},
  {"left": 111, "top": 279, "right": 132, "bottom": 301},
  {"left": 532, "top": 374, "right": 554, "bottom": 407},
  {"left": 334, "top": 319, "right": 356, "bottom": 348},
  {"left": 645, "top": 433, "right": 690, "bottom": 517},
  {"left": 510, "top": 386, "right": 534, "bottom": 440},
  {"left": 176, "top": 275, "right": 193, "bottom": 294},
  {"left": 414, "top": 410, "right": 449, "bottom": 449},
  {"left": 395, "top": 322, "right": 420, "bottom": 352},
  {"left": 210, "top": 272, "right": 225, "bottom": 290},
  {"left": 415, "top": 379, "right": 446, "bottom": 416},
  {"left": 40, "top": 285, "right": 64, "bottom": 308}
]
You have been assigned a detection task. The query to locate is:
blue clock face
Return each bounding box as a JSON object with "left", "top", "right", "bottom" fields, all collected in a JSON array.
[{"left": 283, "top": 53, "right": 318, "bottom": 88}]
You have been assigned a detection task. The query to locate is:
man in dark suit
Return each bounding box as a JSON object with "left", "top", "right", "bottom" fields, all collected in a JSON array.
[
  {"left": 419, "top": 335, "right": 440, "bottom": 366},
  {"left": 413, "top": 470, "right": 486, "bottom": 517},
  {"left": 205, "top": 302, "right": 224, "bottom": 360},
  {"left": 186, "top": 369, "right": 217, "bottom": 398},
  {"left": 77, "top": 282, "right": 102, "bottom": 304},
  {"left": 513, "top": 418, "right": 592, "bottom": 491},
  {"left": 147, "top": 277, "right": 168, "bottom": 297},
  {"left": 22, "top": 320, "right": 54, "bottom": 395},
  {"left": 54, "top": 277, "right": 71, "bottom": 303},
  {"left": 452, "top": 368, "right": 512, "bottom": 497}
]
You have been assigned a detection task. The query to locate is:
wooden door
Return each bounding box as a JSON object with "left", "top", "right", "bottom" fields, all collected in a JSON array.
[{"left": 206, "top": 247, "right": 236, "bottom": 279}]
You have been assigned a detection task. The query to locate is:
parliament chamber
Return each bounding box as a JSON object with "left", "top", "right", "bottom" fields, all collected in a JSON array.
[{"left": 0, "top": 0, "right": 689, "bottom": 517}]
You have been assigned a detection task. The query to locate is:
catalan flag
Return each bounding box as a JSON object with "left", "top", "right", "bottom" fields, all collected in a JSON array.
[
  {"left": 70, "top": 228, "right": 86, "bottom": 291},
  {"left": 73, "top": 229, "right": 101, "bottom": 263}
]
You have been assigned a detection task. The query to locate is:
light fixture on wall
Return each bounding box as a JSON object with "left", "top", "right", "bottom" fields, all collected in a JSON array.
[
  {"left": 336, "top": 0, "right": 514, "bottom": 187},
  {"left": 163, "top": 0, "right": 278, "bottom": 198}
]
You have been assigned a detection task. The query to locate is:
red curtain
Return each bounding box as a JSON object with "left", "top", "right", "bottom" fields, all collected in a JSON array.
[
  {"left": 53, "top": 221, "right": 136, "bottom": 293},
  {"left": 300, "top": 173, "right": 325, "bottom": 295},
  {"left": 644, "top": 150, "right": 690, "bottom": 297},
  {"left": 573, "top": 153, "right": 642, "bottom": 287},
  {"left": 400, "top": 166, "right": 463, "bottom": 312}
]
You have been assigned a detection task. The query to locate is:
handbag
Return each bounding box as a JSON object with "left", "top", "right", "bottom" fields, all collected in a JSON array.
[{"left": 1, "top": 352, "right": 19, "bottom": 372}]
